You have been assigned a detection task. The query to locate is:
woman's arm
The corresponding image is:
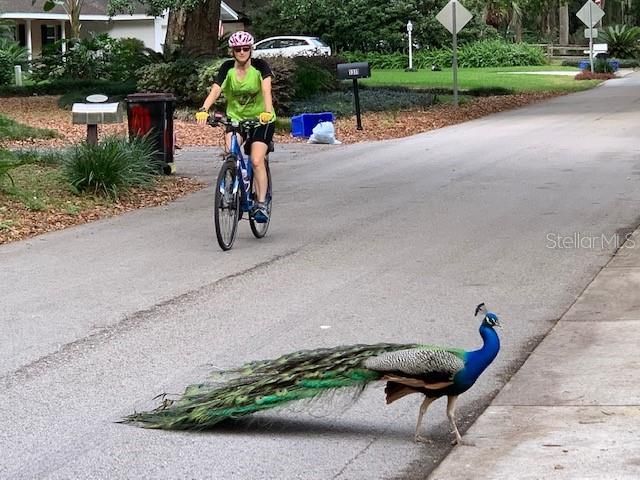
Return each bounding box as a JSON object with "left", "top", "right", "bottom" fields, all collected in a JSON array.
[
  {"left": 261, "top": 76, "right": 274, "bottom": 114},
  {"left": 201, "top": 83, "right": 222, "bottom": 112}
]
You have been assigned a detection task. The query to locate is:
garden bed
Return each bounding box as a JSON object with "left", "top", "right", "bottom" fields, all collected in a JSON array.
[{"left": 1, "top": 91, "right": 563, "bottom": 245}]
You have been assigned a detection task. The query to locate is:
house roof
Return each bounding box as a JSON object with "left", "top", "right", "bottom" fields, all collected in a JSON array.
[{"left": 0, "top": 0, "right": 239, "bottom": 21}]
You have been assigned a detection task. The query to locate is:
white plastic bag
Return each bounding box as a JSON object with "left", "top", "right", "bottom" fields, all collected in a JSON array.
[{"left": 307, "top": 121, "right": 341, "bottom": 144}]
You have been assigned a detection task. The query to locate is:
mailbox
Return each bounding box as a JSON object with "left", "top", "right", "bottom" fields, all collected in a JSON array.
[
  {"left": 336, "top": 62, "right": 371, "bottom": 130},
  {"left": 72, "top": 102, "right": 123, "bottom": 125},
  {"left": 72, "top": 95, "right": 123, "bottom": 145},
  {"left": 337, "top": 62, "right": 371, "bottom": 80}
]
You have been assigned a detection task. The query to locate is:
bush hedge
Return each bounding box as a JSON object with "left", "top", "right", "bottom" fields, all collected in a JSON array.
[
  {"left": 341, "top": 40, "right": 547, "bottom": 69},
  {"left": 561, "top": 58, "right": 639, "bottom": 68},
  {"left": 31, "top": 34, "right": 148, "bottom": 83},
  {"left": 0, "top": 79, "right": 137, "bottom": 98},
  {"left": 291, "top": 86, "right": 438, "bottom": 117}
]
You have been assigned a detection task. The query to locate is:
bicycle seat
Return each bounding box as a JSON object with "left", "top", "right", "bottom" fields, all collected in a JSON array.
[{"left": 268, "top": 141, "right": 275, "bottom": 153}]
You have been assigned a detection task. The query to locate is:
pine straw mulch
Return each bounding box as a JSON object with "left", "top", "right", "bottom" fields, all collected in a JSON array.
[
  {"left": 0, "top": 175, "right": 203, "bottom": 245},
  {"left": 1, "top": 92, "right": 561, "bottom": 245}
]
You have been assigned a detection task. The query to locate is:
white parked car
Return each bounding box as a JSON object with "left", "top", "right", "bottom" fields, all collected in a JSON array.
[{"left": 252, "top": 36, "right": 331, "bottom": 58}]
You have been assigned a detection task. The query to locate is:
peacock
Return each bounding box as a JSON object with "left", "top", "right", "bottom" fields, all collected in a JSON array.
[{"left": 124, "top": 303, "right": 501, "bottom": 444}]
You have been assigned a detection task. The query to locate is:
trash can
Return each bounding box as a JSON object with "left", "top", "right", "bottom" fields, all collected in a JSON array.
[{"left": 125, "top": 93, "right": 176, "bottom": 174}]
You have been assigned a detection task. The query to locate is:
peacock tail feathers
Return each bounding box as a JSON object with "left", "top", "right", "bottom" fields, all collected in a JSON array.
[{"left": 124, "top": 343, "right": 420, "bottom": 430}]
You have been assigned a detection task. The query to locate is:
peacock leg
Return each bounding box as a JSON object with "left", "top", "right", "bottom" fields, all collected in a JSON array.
[
  {"left": 414, "top": 395, "right": 436, "bottom": 443},
  {"left": 446, "top": 395, "right": 474, "bottom": 446}
]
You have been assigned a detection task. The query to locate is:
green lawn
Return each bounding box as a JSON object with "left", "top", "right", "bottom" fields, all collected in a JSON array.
[
  {"left": 0, "top": 113, "right": 58, "bottom": 141},
  {"left": 361, "top": 66, "right": 601, "bottom": 93}
]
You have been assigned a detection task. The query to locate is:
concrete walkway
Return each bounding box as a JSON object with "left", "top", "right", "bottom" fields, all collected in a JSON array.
[
  {"left": 498, "top": 68, "right": 636, "bottom": 77},
  {"left": 428, "top": 227, "right": 640, "bottom": 479}
]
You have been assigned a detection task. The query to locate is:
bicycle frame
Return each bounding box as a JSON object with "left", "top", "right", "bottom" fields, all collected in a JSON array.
[{"left": 228, "top": 130, "right": 253, "bottom": 213}]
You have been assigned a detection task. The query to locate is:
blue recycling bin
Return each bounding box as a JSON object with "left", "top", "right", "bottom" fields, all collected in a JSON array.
[{"left": 291, "top": 112, "right": 335, "bottom": 138}]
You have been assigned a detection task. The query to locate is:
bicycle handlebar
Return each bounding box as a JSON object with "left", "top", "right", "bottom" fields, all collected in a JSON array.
[{"left": 207, "top": 113, "right": 261, "bottom": 132}]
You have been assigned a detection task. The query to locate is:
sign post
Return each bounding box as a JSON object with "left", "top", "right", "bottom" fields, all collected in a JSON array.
[
  {"left": 407, "top": 21, "right": 414, "bottom": 71},
  {"left": 576, "top": 0, "right": 605, "bottom": 73},
  {"left": 436, "top": 0, "right": 472, "bottom": 106}
]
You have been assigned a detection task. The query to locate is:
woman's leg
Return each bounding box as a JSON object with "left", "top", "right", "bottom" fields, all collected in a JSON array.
[{"left": 250, "top": 141, "right": 269, "bottom": 203}]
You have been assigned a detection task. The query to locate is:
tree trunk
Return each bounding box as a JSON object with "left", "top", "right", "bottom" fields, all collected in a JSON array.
[
  {"left": 182, "top": 0, "right": 221, "bottom": 57},
  {"left": 559, "top": 3, "right": 569, "bottom": 45},
  {"left": 165, "top": 8, "right": 187, "bottom": 51}
]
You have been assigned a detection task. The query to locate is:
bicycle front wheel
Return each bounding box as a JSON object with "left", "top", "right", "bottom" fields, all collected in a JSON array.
[
  {"left": 214, "top": 161, "right": 240, "bottom": 251},
  {"left": 250, "top": 160, "right": 272, "bottom": 239}
]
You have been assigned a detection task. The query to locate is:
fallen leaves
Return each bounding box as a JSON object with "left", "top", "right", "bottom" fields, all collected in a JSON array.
[
  {"left": 1, "top": 93, "right": 560, "bottom": 150},
  {"left": 0, "top": 91, "right": 561, "bottom": 245},
  {"left": 0, "top": 176, "right": 204, "bottom": 245}
]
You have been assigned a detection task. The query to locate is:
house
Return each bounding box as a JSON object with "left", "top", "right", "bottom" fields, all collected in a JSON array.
[{"left": 0, "top": 0, "right": 241, "bottom": 59}]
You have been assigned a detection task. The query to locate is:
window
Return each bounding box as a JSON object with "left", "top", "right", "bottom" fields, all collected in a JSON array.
[
  {"left": 17, "top": 24, "right": 26, "bottom": 47},
  {"left": 41, "top": 24, "right": 61, "bottom": 45},
  {"left": 311, "top": 38, "right": 329, "bottom": 47},
  {"left": 280, "top": 39, "right": 307, "bottom": 48},
  {"left": 255, "top": 40, "right": 276, "bottom": 50}
]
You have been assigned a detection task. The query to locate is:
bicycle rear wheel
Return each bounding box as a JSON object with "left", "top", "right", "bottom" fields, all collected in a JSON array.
[
  {"left": 214, "top": 160, "right": 240, "bottom": 251},
  {"left": 250, "top": 159, "right": 272, "bottom": 239}
]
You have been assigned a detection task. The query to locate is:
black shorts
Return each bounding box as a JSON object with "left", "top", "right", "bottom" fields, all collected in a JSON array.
[{"left": 227, "top": 123, "right": 275, "bottom": 155}]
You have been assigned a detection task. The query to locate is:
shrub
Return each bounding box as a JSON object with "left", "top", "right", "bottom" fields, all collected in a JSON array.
[
  {"left": 561, "top": 58, "right": 639, "bottom": 68},
  {"left": 594, "top": 57, "right": 615, "bottom": 73},
  {"left": 0, "top": 51, "right": 13, "bottom": 86},
  {"left": 340, "top": 41, "right": 546, "bottom": 69},
  {"left": 600, "top": 25, "right": 640, "bottom": 59},
  {"left": 63, "top": 135, "right": 160, "bottom": 199},
  {"left": 136, "top": 57, "right": 201, "bottom": 105},
  {"left": 292, "top": 61, "right": 334, "bottom": 100},
  {"left": 0, "top": 79, "right": 135, "bottom": 97},
  {"left": 193, "top": 58, "right": 228, "bottom": 104},
  {"left": 341, "top": 51, "right": 406, "bottom": 69},
  {"left": 109, "top": 38, "right": 149, "bottom": 82},
  {"left": 31, "top": 34, "right": 148, "bottom": 83},
  {"left": 291, "top": 86, "right": 437, "bottom": 117},
  {"left": 456, "top": 40, "right": 547, "bottom": 67},
  {"left": 0, "top": 38, "right": 28, "bottom": 85},
  {"left": 267, "top": 56, "right": 297, "bottom": 115}
]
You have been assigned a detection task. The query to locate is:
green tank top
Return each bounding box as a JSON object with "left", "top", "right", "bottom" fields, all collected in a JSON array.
[{"left": 215, "top": 59, "right": 275, "bottom": 122}]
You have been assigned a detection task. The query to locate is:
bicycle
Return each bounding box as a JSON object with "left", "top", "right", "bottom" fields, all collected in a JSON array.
[{"left": 208, "top": 113, "right": 273, "bottom": 251}]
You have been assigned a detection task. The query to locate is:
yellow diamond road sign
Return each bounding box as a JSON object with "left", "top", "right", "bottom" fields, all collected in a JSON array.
[
  {"left": 436, "top": 0, "right": 473, "bottom": 35},
  {"left": 576, "top": 0, "right": 605, "bottom": 27}
]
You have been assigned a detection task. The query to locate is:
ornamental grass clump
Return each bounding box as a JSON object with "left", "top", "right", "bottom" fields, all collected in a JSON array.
[{"left": 63, "top": 135, "right": 160, "bottom": 199}]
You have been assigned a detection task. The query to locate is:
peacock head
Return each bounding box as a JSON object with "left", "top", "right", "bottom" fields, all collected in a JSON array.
[{"left": 475, "top": 302, "right": 501, "bottom": 329}]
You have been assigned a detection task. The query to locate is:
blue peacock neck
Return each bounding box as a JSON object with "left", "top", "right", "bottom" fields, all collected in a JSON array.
[{"left": 460, "top": 323, "right": 500, "bottom": 384}]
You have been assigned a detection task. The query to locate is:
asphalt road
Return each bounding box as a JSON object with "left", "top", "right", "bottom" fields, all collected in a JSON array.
[{"left": 2, "top": 74, "right": 640, "bottom": 479}]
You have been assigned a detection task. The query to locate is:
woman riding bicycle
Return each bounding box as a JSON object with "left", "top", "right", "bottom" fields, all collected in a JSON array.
[{"left": 196, "top": 30, "right": 275, "bottom": 223}]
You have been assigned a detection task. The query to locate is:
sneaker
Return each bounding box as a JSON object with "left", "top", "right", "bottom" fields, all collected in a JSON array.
[{"left": 252, "top": 202, "right": 269, "bottom": 223}]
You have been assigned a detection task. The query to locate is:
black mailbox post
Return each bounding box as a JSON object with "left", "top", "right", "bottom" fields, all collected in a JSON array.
[{"left": 337, "top": 62, "right": 371, "bottom": 130}]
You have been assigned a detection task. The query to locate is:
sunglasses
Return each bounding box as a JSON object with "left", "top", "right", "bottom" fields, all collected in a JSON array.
[{"left": 232, "top": 46, "right": 252, "bottom": 53}]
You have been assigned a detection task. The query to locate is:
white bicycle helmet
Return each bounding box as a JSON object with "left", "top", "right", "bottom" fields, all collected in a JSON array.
[{"left": 229, "top": 31, "right": 254, "bottom": 47}]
